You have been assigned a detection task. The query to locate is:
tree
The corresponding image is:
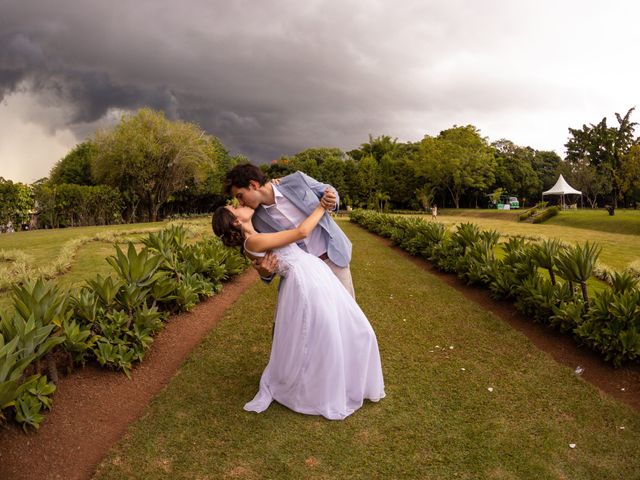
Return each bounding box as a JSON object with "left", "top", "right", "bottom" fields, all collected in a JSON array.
[
  {"left": 532, "top": 150, "right": 562, "bottom": 191},
  {"left": 49, "top": 142, "right": 97, "bottom": 186},
  {"left": 317, "top": 155, "right": 347, "bottom": 202},
  {"left": 416, "top": 126, "right": 495, "bottom": 208},
  {"left": 262, "top": 157, "right": 297, "bottom": 179},
  {"left": 0, "top": 178, "right": 33, "bottom": 229},
  {"left": 558, "top": 158, "right": 609, "bottom": 208},
  {"left": 619, "top": 144, "right": 640, "bottom": 207},
  {"left": 565, "top": 107, "right": 638, "bottom": 208},
  {"left": 349, "top": 134, "right": 399, "bottom": 163},
  {"left": 491, "top": 140, "right": 541, "bottom": 206},
  {"left": 92, "top": 108, "right": 216, "bottom": 222},
  {"left": 355, "top": 155, "right": 381, "bottom": 208}
]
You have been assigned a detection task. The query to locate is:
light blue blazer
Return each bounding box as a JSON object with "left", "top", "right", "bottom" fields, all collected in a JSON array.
[{"left": 251, "top": 171, "right": 352, "bottom": 268}]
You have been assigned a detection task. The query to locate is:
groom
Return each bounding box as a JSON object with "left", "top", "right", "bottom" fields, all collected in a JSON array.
[{"left": 225, "top": 163, "right": 355, "bottom": 298}]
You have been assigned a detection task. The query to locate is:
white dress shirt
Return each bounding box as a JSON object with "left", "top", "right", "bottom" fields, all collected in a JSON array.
[{"left": 263, "top": 185, "right": 326, "bottom": 257}]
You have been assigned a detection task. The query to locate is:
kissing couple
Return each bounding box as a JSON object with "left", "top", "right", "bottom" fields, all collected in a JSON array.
[{"left": 213, "top": 163, "right": 385, "bottom": 420}]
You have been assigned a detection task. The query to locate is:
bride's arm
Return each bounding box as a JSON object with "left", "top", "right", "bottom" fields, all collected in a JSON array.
[{"left": 245, "top": 204, "right": 327, "bottom": 253}]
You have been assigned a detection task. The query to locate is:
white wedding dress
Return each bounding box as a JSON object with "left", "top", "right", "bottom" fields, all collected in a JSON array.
[{"left": 244, "top": 242, "right": 385, "bottom": 420}]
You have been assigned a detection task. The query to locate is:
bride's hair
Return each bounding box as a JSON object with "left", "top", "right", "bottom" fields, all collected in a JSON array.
[{"left": 212, "top": 206, "right": 244, "bottom": 248}]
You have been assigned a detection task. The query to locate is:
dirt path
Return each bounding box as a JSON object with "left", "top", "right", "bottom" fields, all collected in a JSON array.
[
  {"left": 0, "top": 270, "right": 258, "bottom": 480},
  {"left": 375, "top": 234, "right": 640, "bottom": 412}
]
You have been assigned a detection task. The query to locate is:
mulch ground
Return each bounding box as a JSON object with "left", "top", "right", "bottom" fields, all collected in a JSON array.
[{"left": 1, "top": 234, "right": 638, "bottom": 480}]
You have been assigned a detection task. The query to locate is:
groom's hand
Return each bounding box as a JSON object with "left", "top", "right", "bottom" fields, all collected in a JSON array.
[
  {"left": 320, "top": 188, "right": 337, "bottom": 210},
  {"left": 254, "top": 251, "right": 278, "bottom": 278}
]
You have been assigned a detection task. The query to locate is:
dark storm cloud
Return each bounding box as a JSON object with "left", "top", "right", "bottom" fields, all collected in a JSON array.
[
  {"left": 0, "top": 0, "right": 476, "bottom": 162},
  {"left": 1, "top": 0, "right": 639, "bottom": 177},
  {"left": 0, "top": 31, "right": 178, "bottom": 124}
]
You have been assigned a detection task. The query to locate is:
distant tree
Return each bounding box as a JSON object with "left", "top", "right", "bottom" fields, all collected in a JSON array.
[
  {"left": 262, "top": 157, "right": 297, "bottom": 179},
  {"left": 49, "top": 142, "right": 97, "bottom": 186},
  {"left": 32, "top": 182, "right": 121, "bottom": 228},
  {"left": 619, "top": 144, "right": 640, "bottom": 207},
  {"left": 558, "top": 158, "right": 609, "bottom": 208},
  {"left": 342, "top": 158, "right": 361, "bottom": 207},
  {"left": 355, "top": 155, "right": 381, "bottom": 208},
  {"left": 565, "top": 107, "right": 638, "bottom": 208},
  {"left": 380, "top": 156, "right": 421, "bottom": 209},
  {"left": 491, "top": 140, "right": 541, "bottom": 206},
  {"left": 92, "top": 108, "right": 215, "bottom": 222},
  {"left": 293, "top": 147, "right": 343, "bottom": 166},
  {"left": 0, "top": 178, "right": 33, "bottom": 228},
  {"left": 317, "top": 155, "right": 347, "bottom": 202},
  {"left": 532, "top": 150, "right": 562, "bottom": 191},
  {"left": 416, "top": 126, "right": 495, "bottom": 208},
  {"left": 349, "top": 134, "right": 399, "bottom": 163}
]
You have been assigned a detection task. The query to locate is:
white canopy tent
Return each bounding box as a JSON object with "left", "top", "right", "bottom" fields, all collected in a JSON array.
[{"left": 542, "top": 174, "right": 583, "bottom": 209}]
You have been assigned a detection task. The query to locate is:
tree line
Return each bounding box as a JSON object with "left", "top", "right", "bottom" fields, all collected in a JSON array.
[
  {"left": 1, "top": 106, "right": 639, "bottom": 230},
  {"left": 262, "top": 109, "right": 639, "bottom": 211}
]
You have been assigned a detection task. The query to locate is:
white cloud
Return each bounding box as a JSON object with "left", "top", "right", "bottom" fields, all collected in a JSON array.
[{"left": 0, "top": 90, "right": 77, "bottom": 183}]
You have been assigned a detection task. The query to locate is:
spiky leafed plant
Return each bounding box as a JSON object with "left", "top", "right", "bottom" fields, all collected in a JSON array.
[
  {"left": 451, "top": 222, "right": 481, "bottom": 256},
  {"left": 555, "top": 241, "right": 602, "bottom": 309},
  {"left": 531, "top": 239, "right": 562, "bottom": 285},
  {"left": 609, "top": 270, "right": 639, "bottom": 294},
  {"left": 106, "top": 243, "right": 163, "bottom": 288}
]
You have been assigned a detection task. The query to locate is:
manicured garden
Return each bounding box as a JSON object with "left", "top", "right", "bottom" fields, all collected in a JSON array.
[
  {"left": 353, "top": 210, "right": 640, "bottom": 366},
  {"left": 0, "top": 220, "right": 247, "bottom": 431},
  {"left": 1, "top": 213, "right": 639, "bottom": 479},
  {"left": 92, "top": 219, "right": 640, "bottom": 479}
]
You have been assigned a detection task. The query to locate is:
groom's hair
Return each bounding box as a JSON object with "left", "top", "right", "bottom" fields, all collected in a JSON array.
[{"left": 224, "top": 163, "right": 266, "bottom": 194}]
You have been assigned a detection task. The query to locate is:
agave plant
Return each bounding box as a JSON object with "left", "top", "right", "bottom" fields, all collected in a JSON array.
[
  {"left": 15, "top": 394, "right": 45, "bottom": 431},
  {"left": 0, "top": 335, "right": 39, "bottom": 416},
  {"left": 530, "top": 239, "right": 562, "bottom": 285},
  {"left": 451, "top": 222, "right": 481, "bottom": 256},
  {"left": 576, "top": 287, "right": 640, "bottom": 366},
  {"left": 609, "top": 271, "right": 639, "bottom": 294},
  {"left": 85, "top": 274, "right": 123, "bottom": 308},
  {"left": 11, "top": 278, "right": 72, "bottom": 328},
  {"left": 555, "top": 241, "right": 602, "bottom": 308},
  {"left": 142, "top": 225, "right": 190, "bottom": 278},
  {"left": 107, "top": 243, "right": 163, "bottom": 288}
]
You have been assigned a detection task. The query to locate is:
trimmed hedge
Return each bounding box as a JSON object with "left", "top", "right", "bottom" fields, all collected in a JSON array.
[
  {"left": 531, "top": 206, "right": 559, "bottom": 223},
  {"left": 350, "top": 209, "right": 640, "bottom": 367}
]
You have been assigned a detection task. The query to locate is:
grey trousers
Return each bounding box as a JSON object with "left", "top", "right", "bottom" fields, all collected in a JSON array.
[{"left": 323, "top": 258, "right": 355, "bottom": 299}]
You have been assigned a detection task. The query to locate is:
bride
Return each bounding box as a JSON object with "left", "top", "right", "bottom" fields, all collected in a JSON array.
[{"left": 212, "top": 194, "right": 385, "bottom": 420}]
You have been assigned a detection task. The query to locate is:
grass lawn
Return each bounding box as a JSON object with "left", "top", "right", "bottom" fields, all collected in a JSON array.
[
  {"left": 93, "top": 220, "right": 640, "bottom": 480},
  {"left": 0, "top": 221, "right": 166, "bottom": 267},
  {"left": 545, "top": 209, "right": 640, "bottom": 236},
  {"left": 0, "top": 218, "right": 212, "bottom": 313},
  {"left": 429, "top": 212, "right": 639, "bottom": 272}
]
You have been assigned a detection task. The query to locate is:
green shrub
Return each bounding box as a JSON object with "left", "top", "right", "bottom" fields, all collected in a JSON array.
[
  {"left": 531, "top": 206, "right": 559, "bottom": 224},
  {"left": 575, "top": 287, "right": 640, "bottom": 366}
]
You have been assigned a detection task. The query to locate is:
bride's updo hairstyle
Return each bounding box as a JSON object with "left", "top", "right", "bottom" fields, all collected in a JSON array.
[{"left": 212, "top": 206, "right": 244, "bottom": 248}]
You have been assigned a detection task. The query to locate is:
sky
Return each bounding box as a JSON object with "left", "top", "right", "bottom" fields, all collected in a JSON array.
[{"left": 1, "top": 0, "right": 639, "bottom": 183}]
